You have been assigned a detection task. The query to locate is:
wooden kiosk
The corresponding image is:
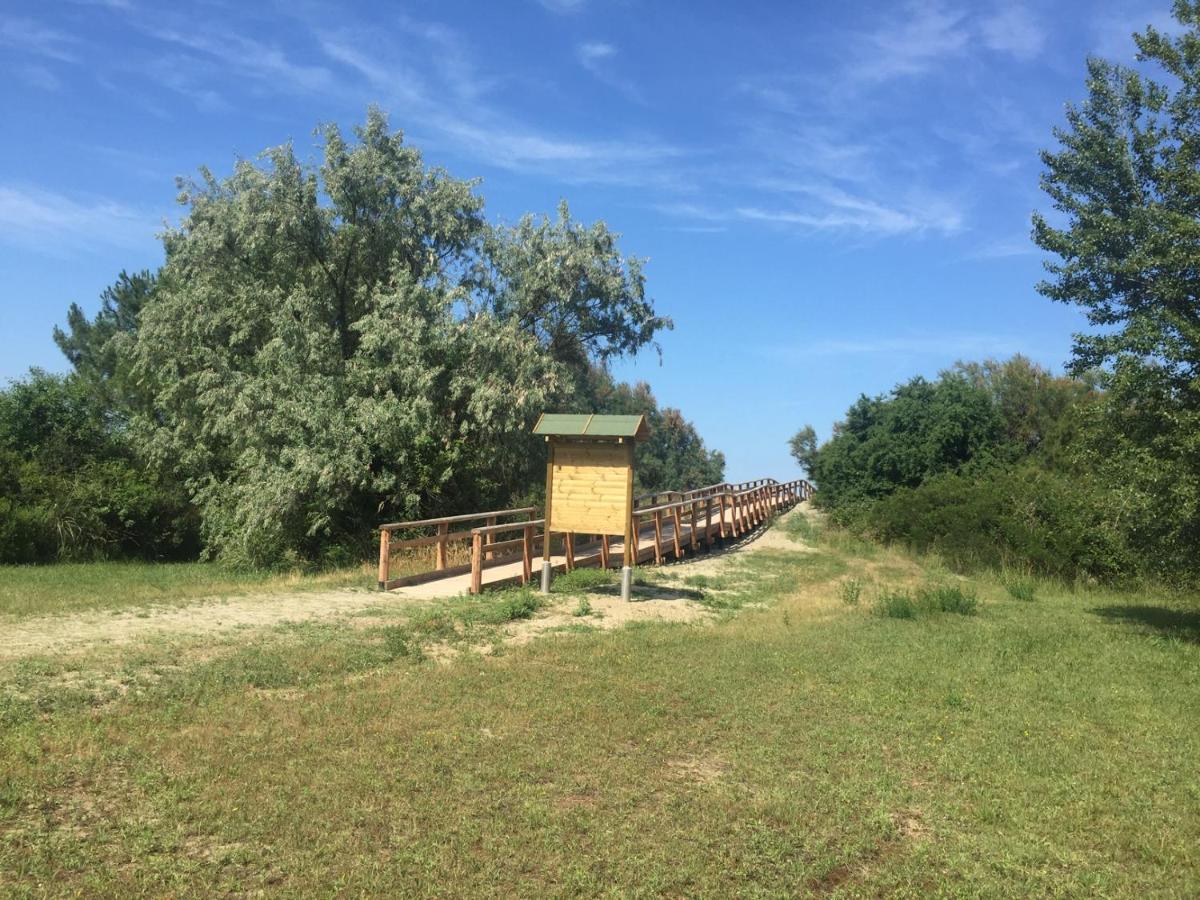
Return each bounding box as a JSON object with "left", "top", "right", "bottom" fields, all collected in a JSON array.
[{"left": 533, "top": 413, "right": 650, "bottom": 600}]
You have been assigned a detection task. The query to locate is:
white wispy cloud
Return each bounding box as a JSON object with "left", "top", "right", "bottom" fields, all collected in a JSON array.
[
  {"left": 853, "top": 0, "right": 969, "bottom": 83},
  {"left": 314, "top": 24, "right": 679, "bottom": 186},
  {"left": 0, "top": 185, "right": 162, "bottom": 254},
  {"left": 797, "top": 332, "right": 1028, "bottom": 358},
  {"left": 736, "top": 185, "right": 962, "bottom": 237},
  {"left": 16, "top": 64, "right": 61, "bottom": 91},
  {"left": 967, "top": 236, "right": 1039, "bottom": 260},
  {"left": 0, "top": 16, "right": 79, "bottom": 62},
  {"left": 575, "top": 40, "right": 644, "bottom": 102},
  {"left": 979, "top": 6, "right": 1045, "bottom": 60},
  {"left": 537, "top": 0, "right": 588, "bottom": 13},
  {"left": 578, "top": 41, "right": 615, "bottom": 67},
  {"left": 145, "top": 25, "right": 333, "bottom": 95}
]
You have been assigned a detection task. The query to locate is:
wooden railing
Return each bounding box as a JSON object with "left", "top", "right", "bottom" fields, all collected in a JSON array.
[
  {"left": 377, "top": 506, "right": 535, "bottom": 590},
  {"left": 377, "top": 478, "right": 814, "bottom": 593}
]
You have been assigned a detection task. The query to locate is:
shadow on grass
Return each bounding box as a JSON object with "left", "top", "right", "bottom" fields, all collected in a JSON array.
[
  {"left": 1090, "top": 604, "right": 1200, "bottom": 644},
  {"left": 586, "top": 582, "right": 707, "bottom": 603}
]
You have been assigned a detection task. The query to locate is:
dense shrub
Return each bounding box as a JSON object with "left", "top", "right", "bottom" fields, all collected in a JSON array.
[
  {"left": 867, "top": 465, "right": 1137, "bottom": 581},
  {"left": 793, "top": 355, "right": 1196, "bottom": 586},
  {"left": 0, "top": 371, "right": 198, "bottom": 563}
]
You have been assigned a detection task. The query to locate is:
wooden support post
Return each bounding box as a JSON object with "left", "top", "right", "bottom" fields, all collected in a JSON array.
[
  {"left": 377, "top": 528, "right": 390, "bottom": 590},
  {"left": 436, "top": 521, "right": 449, "bottom": 570},
  {"left": 671, "top": 506, "right": 683, "bottom": 559},
  {"left": 719, "top": 495, "right": 727, "bottom": 540},
  {"left": 565, "top": 532, "right": 575, "bottom": 571},
  {"left": 704, "top": 498, "right": 713, "bottom": 549},
  {"left": 653, "top": 510, "right": 664, "bottom": 565},
  {"left": 522, "top": 525, "right": 534, "bottom": 585},
  {"left": 689, "top": 501, "right": 699, "bottom": 554},
  {"left": 484, "top": 515, "right": 497, "bottom": 560},
  {"left": 470, "top": 531, "right": 483, "bottom": 594},
  {"left": 622, "top": 442, "right": 636, "bottom": 573},
  {"left": 600, "top": 534, "right": 610, "bottom": 569}
]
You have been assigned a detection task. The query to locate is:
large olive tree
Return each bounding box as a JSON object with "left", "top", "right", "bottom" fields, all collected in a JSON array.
[{"left": 125, "top": 109, "right": 667, "bottom": 566}]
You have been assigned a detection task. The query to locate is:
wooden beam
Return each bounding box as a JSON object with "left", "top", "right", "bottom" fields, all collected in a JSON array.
[
  {"left": 435, "top": 521, "right": 449, "bottom": 570},
  {"left": 470, "top": 531, "right": 483, "bottom": 594},
  {"left": 377, "top": 528, "right": 390, "bottom": 590}
]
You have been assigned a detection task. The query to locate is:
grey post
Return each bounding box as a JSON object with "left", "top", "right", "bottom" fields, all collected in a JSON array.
[
  {"left": 540, "top": 560, "right": 552, "bottom": 594},
  {"left": 620, "top": 565, "right": 633, "bottom": 601}
]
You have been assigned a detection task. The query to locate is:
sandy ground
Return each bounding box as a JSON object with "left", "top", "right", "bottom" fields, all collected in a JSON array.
[{"left": 0, "top": 505, "right": 814, "bottom": 661}]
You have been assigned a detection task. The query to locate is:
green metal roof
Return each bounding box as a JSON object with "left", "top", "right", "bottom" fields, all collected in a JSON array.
[{"left": 533, "top": 413, "right": 649, "bottom": 441}]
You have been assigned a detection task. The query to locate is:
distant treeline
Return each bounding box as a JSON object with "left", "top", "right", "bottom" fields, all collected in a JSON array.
[
  {"left": 792, "top": 356, "right": 1198, "bottom": 585},
  {"left": 0, "top": 110, "right": 723, "bottom": 568}
]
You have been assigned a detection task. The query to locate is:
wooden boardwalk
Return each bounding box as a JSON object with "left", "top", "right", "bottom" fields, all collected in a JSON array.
[{"left": 378, "top": 478, "right": 812, "bottom": 596}]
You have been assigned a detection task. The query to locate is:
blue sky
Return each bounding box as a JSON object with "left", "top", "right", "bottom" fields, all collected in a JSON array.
[{"left": 0, "top": 0, "right": 1176, "bottom": 481}]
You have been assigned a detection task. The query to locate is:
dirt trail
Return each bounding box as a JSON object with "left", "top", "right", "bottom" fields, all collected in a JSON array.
[{"left": 0, "top": 505, "right": 814, "bottom": 661}]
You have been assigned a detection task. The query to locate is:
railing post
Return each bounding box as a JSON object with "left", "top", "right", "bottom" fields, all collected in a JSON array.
[
  {"left": 522, "top": 524, "right": 534, "bottom": 585},
  {"left": 600, "top": 534, "right": 610, "bottom": 568},
  {"left": 704, "top": 497, "right": 713, "bottom": 550},
  {"left": 377, "top": 528, "right": 390, "bottom": 590},
  {"left": 671, "top": 505, "right": 684, "bottom": 559},
  {"left": 653, "top": 510, "right": 664, "bottom": 565},
  {"left": 484, "top": 515, "right": 497, "bottom": 559},
  {"left": 689, "top": 500, "right": 699, "bottom": 554},
  {"left": 436, "top": 521, "right": 449, "bottom": 570},
  {"left": 470, "top": 531, "right": 483, "bottom": 594},
  {"left": 565, "top": 532, "right": 575, "bottom": 571}
]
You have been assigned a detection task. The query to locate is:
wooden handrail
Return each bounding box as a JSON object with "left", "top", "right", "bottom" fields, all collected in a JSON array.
[
  {"left": 378, "top": 478, "right": 815, "bottom": 593},
  {"left": 380, "top": 506, "right": 536, "bottom": 532}
]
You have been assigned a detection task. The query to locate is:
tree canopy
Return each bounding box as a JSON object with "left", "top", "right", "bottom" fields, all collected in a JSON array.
[{"left": 28, "top": 109, "right": 717, "bottom": 568}]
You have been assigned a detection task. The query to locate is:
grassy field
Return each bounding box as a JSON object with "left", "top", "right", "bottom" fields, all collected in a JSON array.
[
  {"left": 0, "top": 560, "right": 376, "bottom": 619},
  {"left": 1, "top": 514, "right": 1197, "bottom": 895}
]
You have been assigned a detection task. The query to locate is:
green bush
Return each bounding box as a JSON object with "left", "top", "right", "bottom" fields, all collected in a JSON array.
[
  {"left": 873, "top": 590, "right": 916, "bottom": 619},
  {"left": 917, "top": 584, "right": 978, "bottom": 616},
  {"left": 1005, "top": 580, "right": 1037, "bottom": 602},
  {"left": 0, "top": 372, "right": 199, "bottom": 564},
  {"left": 871, "top": 584, "right": 977, "bottom": 619}
]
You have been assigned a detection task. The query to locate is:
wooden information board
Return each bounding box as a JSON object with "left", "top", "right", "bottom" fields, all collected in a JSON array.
[{"left": 547, "top": 441, "right": 634, "bottom": 535}]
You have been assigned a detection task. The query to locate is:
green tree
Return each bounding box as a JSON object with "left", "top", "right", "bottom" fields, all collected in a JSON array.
[
  {"left": 53, "top": 270, "right": 156, "bottom": 412},
  {"left": 1034, "top": 1, "right": 1200, "bottom": 580},
  {"left": 798, "top": 373, "right": 1002, "bottom": 516},
  {"left": 0, "top": 371, "right": 196, "bottom": 563},
  {"left": 127, "top": 110, "right": 673, "bottom": 566},
  {"left": 483, "top": 202, "right": 671, "bottom": 378}
]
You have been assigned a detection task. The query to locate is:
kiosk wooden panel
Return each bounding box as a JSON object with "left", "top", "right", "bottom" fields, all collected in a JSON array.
[{"left": 548, "top": 442, "right": 632, "bottom": 535}]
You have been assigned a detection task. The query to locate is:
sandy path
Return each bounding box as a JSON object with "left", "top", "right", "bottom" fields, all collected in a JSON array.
[{"left": 0, "top": 505, "right": 813, "bottom": 661}]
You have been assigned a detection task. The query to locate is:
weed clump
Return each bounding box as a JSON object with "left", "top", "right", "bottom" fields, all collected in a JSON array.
[
  {"left": 874, "top": 590, "right": 917, "bottom": 619},
  {"left": 572, "top": 597, "right": 593, "bottom": 617},
  {"left": 1006, "top": 579, "right": 1036, "bottom": 602},
  {"left": 553, "top": 568, "right": 616, "bottom": 594},
  {"left": 494, "top": 591, "right": 543, "bottom": 622},
  {"left": 380, "top": 625, "right": 423, "bottom": 661},
  {"left": 838, "top": 578, "right": 863, "bottom": 606},
  {"left": 871, "top": 583, "right": 978, "bottom": 619}
]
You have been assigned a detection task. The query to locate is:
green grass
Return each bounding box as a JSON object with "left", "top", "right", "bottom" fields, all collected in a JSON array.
[
  {"left": 0, "top": 560, "right": 373, "bottom": 619},
  {"left": 1, "top": 523, "right": 1198, "bottom": 894}
]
